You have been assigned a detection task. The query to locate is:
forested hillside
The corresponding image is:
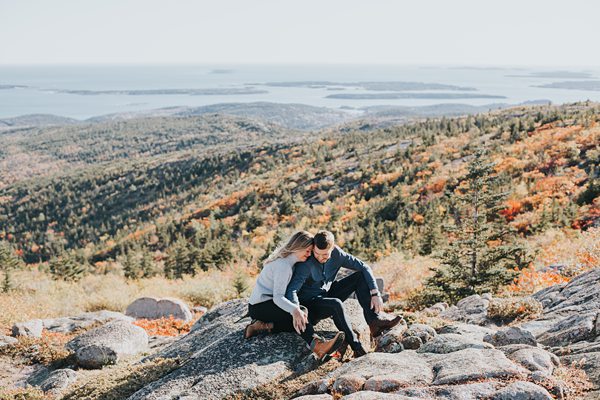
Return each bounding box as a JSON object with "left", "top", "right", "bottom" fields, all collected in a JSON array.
[{"left": 0, "top": 103, "right": 598, "bottom": 284}]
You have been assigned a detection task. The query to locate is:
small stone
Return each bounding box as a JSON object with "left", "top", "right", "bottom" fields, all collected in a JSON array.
[
  {"left": 0, "top": 334, "right": 18, "bottom": 347},
  {"left": 297, "top": 379, "right": 332, "bottom": 396},
  {"left": 401, "top": 335, "right": 422, "bottom": 350},
  {"left": 333, "top": 375, "right": 365, "bottom": 395},
  {"left": 12, "top": 319, "right": 43, "bottom": 338},
  {"left": 484, "top": 327, "right": 537, "bottom": 347},
  {"left": 39, "top": 368, "right": 78, "bottom": 395}
]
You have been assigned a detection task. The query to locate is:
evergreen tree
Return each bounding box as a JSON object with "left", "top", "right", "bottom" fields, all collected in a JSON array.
[
  {"left": 164, "top": 236, "right": 192, "bottom": 279},
  {"left": 121, "top": 249, "right": 142, "bottom": 279},
  {"left": 139, "top": 247, "right": 158, "bottom": 278},
  {"left": 0, "top": 241, "right": 22, "bottom": 292},
  {"left": 422, "top": 149, "right": 530, "bottom": 304},
  {"left": 49, "top": 251, "right": 86, "bottom": 282}
]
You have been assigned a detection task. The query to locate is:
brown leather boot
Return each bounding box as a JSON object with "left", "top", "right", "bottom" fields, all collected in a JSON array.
[
  {"left": 244, "top": 320, "right": 273, "bottom": 339},
  {"left": 310, "top": 332, "right": 345, "bottom": 361},
  {"left": 368, "top": 315, "right": 403, "bottom": 338}
]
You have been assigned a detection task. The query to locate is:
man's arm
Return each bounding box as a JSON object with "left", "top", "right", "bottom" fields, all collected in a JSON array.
[
  {"left": 337, "top": 247, "right": 378, "bottom": 292},
  {"left": 285, "top": 263, "right": 311, "bottom": 305}
]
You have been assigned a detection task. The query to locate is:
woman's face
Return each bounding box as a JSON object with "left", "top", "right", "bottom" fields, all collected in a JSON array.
[{"left": 294, "top": 245, "right": 313, "bottom": 262}]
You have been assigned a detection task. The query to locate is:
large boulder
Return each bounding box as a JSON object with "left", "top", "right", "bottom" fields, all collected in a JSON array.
[
  {"left": 66, "top": 320, "right": 148, "bottom": 369},
  {"left": 127, "top": 298, "right": 370, "bottom": 400},
  {"left": 12, "top": 319, "right": 43, "bottom": 338},
  {"left": 536, "top": 311, "right": 597, "bottom": 346},
  {"left": 397, "top": 382, "right": 499, "bottom": 399},
  {"left": 426, "top": 348, "right": 528, "bottom": 385},
  {"left": 126, "top": 297, "right": 193, "bottom": 322},
  {"left": 42, "top": 310, "right": 134, "bottom": 333}
]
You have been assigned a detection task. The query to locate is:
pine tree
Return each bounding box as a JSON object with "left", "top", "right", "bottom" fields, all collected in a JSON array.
[
  {"left": 121, "top": 250, "right": 142, "bottom": 280},
  {"left": 422, "top": 149, "right": 530, "bottom": 304},
  {"left": 0, "top": 241, "right": 22, "bottom": 292},
  {"left": 49, "top": 251, "right": 86, "bottom": 282},
  {"left": 139, "top": 247, "right": 158, "bottom": 278}
]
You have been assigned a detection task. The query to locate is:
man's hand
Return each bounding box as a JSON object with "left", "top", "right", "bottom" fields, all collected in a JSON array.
[
  {"left": 370, "top": 293, "right": 383, "bottom": 314},
  {"left": 292, "top": 307, "right": 308, "bottom": 334}
]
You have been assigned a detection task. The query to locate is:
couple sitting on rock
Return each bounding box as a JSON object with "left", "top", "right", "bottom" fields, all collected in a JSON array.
[{"left": 244, "top": 230, "right": 402, "bottom": 361}]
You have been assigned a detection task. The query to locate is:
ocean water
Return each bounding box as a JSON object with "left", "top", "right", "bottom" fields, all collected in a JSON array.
[{"left": 1, "top": 64, "right": 600, "bottom": 120}]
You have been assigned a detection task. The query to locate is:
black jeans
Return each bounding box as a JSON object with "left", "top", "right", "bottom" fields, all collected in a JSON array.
[
  {"left": 302, "top": 272, "right": 377, "bottom": 351},
  {"left": 248, "top": 300, "right": 315, "bottom": 345}
]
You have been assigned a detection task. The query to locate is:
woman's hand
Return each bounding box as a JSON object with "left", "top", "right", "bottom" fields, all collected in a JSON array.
[{"left": 292, "top": 306, "right": 308, "bottom": 334}]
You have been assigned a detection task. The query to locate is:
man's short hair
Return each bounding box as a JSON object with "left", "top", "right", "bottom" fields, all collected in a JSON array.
[{"left": 314, "top": 230, "right": 335, "bottom": 250}]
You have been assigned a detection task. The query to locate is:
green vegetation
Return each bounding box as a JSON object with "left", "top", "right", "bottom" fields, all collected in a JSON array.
[{"left": 0, "top": 103, "right": 598, "bottom": 307}]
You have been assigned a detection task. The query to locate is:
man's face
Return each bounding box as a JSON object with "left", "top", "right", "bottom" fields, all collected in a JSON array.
[{"left": 313, "top": 244, "right": 333, "bottom": 264}]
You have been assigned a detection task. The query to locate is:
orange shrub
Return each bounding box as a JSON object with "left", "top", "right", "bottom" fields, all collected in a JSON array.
[{"left": 133, "top": 315, "right": 199, "bottom": 336}]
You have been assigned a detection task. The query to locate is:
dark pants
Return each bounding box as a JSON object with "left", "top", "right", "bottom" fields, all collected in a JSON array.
[
  {"left": 302, "top": 272, "right": 377, "bottom": 351},
  {"left": 248, "top": 300, "right": 315, "bottom": 345}
]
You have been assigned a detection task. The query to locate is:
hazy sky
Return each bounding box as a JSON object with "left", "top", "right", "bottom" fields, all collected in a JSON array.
[{"left": 1, "top": 0, "right": 598, "bottom": 66}]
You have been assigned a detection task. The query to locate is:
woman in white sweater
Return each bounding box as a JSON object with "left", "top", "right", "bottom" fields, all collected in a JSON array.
[{"left": 245, "top": 230, "right": 345, "bottom": 360}]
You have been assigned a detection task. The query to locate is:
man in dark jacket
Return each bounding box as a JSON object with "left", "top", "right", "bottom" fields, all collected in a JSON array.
[{"left": 286, "top": 230, "right": 402, "bottom": 357}]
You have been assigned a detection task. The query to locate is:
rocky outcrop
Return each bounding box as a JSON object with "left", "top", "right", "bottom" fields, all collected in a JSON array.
[
  {"left": 66, "top": 320, "right": 148, "bottom": 369},
  {"left": 127, "top": 298, "right": 371, "bottom": 400},
  {"left": 126, "top": 297, "right": 193, "bottom": 322}
]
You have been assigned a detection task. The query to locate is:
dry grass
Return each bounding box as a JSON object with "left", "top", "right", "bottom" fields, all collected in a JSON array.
[
  {"left": 373, "top": 252, "right": 438, "bottom": 301},
  {"left": 552, "top": 362, "right": 596, "bottom": 398},
  {"left": 487, "top": 297, "right": 543, "bottom": 324},
  {"left": 0, "top": 387, "right": 48, "bottom": 400},
  {"left": 0, "top": 267, "right": 255, "bottom": 331},
  {"left": 527, "top": 227, "right": 600, "bottom": 275},
  {"left": 61, "top": 357, "right": 181, "bottom": 400},
  {"left": 0, "top": 331, "right": 73, "bottom": 367}
]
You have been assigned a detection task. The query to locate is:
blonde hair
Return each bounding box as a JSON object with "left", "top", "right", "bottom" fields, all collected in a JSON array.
[{"left": 265, "top": 230, "right": 314, "bottom": 264}]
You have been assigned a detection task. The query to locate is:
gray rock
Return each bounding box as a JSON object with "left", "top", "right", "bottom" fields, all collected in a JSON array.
[
  {"left": 127, "top": 298, "right": 370, "bottom": 400},
  {"left": 423, "top": 302, "right": 449, "bottom": 316},
  {"left": 491, "top": 381, "right": 553, "bottom": 400},
  {"left": 297, "top": 378, "right": 332, "bottom": 396},
  {"left": 401, "top": 335, "right": 422, "bottom": 350},
  {"left": 484, "top": 327, "right": 537, "bottom": 347},
  {"left": 417, "top": 333, "right": 493, "bottom": 354},
  {"left": 561, "top": 352, "right": 600, "bottom": 386},
  {"left": 439, "top": 294, "right": 490, "bottom": 325},
  {"left": 396, "top": 382, "right": 499, "bottom": 399},
  {"left": 507, "top": 346, "right": 560, "bottom": 375},
  {"left": 12, "top": 319, "right": 43, "bottom": 338},
  {"left": 537, "top": 311, "right": 597, "bottom": 346},
  {"left": 0, "top": 334, "right": 18, "bottom": 347},
  {"left": 126, "top": 297, "right": 193, "bottom": 322},
  {"left": 38, "top": 368, "right": 78, "bottom": 395},
  {"left": 333, "top": 374, "right": 365, "bottom": 395},
  {"left": 437, "top": 323, "right": 496, "bottom": 342},
  {"left": 530, "top": 371, "right": 568, "bottom": 399},
  {"left": 67, "top": 320, "right": 148, "bottom": 369},
  {"left": 341, "top": 391, "right": 415, "bottom": 399},
  {"left": 42, "top": 310, "right": 133, "bottom": 333},
  {"left": 374, "top": 320, "right": 407, "bottom": 353},
  {"left": 404, "top": 323, "right": 436, "bottom": 343},
  {"left": 428, "top": 348, "right": 528, "bottom": 385},
  {"left": 329, "top": 351, "right": 434, "bottom": 390},
  {"left": 295, "top": 395, "right": 333, "bottom": 400}
]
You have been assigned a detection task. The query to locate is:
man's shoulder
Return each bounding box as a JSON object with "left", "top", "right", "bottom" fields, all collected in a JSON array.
[{"left": 295, "top": 257, "right": 317, "bottom": 270}]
